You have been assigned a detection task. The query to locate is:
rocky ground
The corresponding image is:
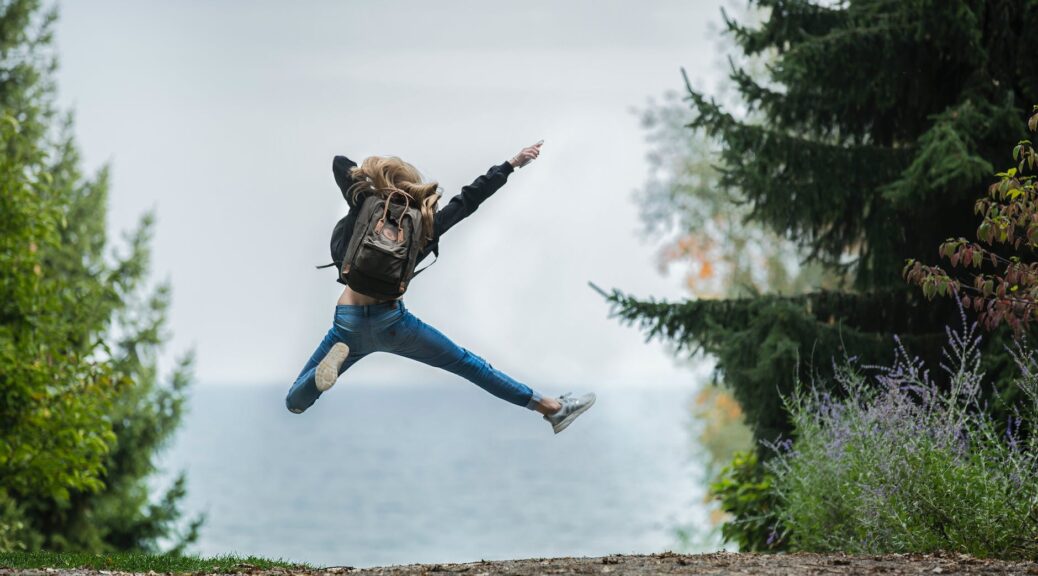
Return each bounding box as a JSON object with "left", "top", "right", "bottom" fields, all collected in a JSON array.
[{"left": 4, "top": 552, "right": 1038, "bottom": 576}]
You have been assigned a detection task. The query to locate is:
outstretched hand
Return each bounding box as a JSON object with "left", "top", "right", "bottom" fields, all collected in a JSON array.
[{"left": 509, "top": 140, "right": 543, "bottom": 169}]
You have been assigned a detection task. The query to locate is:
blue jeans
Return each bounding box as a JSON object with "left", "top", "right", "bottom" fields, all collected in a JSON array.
[{"left": 285, "top": 299, "right": 543, "bottom": 413}]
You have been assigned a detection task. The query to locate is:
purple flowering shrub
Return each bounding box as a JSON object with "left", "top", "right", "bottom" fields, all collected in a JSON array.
[{"left": 766, "top": 303, "right": 1038, "bottom": 558}]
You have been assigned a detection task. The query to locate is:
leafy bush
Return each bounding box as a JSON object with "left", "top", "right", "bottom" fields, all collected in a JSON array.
[
  {"left": 766, "top": 304, "right": 1038, "bottom": 558},
  {"left": 709, "top": 450, "right": 784, "bottom": 552}
]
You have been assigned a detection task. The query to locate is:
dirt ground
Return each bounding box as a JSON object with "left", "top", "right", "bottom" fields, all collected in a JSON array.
[
  {"left": 334, "top": 551, "right": 1036, "bottom": 576},
  {"left": 5, "top": 551, "right": 1038, "bottom": 576}
]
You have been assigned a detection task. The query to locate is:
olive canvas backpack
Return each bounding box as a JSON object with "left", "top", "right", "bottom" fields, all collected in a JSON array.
[{"left": 324, "top": 190, "right": 431, "bottom": 300}]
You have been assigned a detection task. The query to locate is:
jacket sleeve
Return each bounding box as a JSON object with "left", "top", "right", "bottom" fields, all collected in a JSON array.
[
  {"left": 414, "top": 160, "right": 514, "bottom": 265},
  {"left": 332, "top": 155, "right": 363, "bottom": 208},
  {"left": 432, "top": 160, "right": 514, "bottom": 239}
]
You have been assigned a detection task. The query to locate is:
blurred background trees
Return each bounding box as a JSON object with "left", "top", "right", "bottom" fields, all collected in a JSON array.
[{"left": 0, "top": 0, "right": 198, "bottom": 552}]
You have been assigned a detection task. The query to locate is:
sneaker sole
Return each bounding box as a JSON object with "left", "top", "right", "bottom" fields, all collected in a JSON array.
[
  {"left": 315, "top": 342, "right": 350, "bottom": 392},
  {"left": 553, "top": 394, "right": 596, "bottom": 434}
]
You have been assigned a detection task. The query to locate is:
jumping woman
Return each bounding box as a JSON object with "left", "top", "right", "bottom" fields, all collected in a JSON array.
[{"left": 285, "top": 140, "right": 596, "bottom": 434}]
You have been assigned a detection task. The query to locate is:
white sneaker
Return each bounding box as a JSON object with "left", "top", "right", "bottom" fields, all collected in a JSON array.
[
  {"left": 315, "top": 342, "right": 350, "bottom": 392},
  {"left": 543, "top": 392, "right": 596, "bottom": 434}
]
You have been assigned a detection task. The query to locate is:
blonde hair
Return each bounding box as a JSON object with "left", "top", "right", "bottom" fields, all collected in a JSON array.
[{"left": 347, "top": 155, "right": 442, "bottom": 247}]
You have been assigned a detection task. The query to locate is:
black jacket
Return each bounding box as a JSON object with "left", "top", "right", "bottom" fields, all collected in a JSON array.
[{"left": 331, "top": 155, "right": 515, "bottom": 285}]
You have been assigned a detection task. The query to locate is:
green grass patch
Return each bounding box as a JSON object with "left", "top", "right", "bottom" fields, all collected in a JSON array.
[{"left": 0, "top": 551, "right": 314, "bottom": 572}]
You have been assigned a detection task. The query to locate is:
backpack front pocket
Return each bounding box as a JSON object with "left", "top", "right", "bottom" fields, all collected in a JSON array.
[{"left": 353, "top": 236, "right": 408, "bottom": 282}]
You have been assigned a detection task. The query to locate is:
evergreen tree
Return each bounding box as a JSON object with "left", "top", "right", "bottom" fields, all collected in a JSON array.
[
  {"left": 600, "top": 0, "right": 1038, "bottom": 448},
  {"left": 0, "top": 0, "right": 199, "bottom": 552}
]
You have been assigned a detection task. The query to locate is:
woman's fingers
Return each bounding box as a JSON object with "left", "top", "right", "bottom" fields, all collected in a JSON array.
[{"left": 512, "top": 141, "right": 542, "bottom": 167}]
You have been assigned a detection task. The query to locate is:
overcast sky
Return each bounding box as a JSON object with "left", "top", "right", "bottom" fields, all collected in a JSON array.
[{"left": 53, "top": 0, "right": 730, "bottom": 391}]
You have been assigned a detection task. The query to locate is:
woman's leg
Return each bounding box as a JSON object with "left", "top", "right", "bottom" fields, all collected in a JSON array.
[
  {"left": 285, "top": 325, "right": 367, "bottom": 414},
  {"left": 379, "top": 309, "right": 547, "bottom": 411}
]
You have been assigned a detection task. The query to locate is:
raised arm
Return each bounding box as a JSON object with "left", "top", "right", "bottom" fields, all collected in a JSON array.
[
  {"left": 431, "top": 160, "right": 513, "bottom": 238},
  {"left": 416, "top": 140, "right": 543, "bottom": 263},
  {"left": 433, "top": 140, "right": 543, "bottom": 238}
]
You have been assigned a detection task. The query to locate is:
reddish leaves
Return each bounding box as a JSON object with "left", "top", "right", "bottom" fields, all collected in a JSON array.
[{"left": 904, "top": 109, "right": 1038, "bottom": 334}]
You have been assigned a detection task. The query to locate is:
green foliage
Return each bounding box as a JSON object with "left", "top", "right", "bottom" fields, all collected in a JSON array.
[
  {"left": 709, "top": 450, "right": 783, "bottom": 552},
  {"left": 0, "top": 0, "right": 197, "bottom": 552},
  {"left": 0, "top": 551, "right": 311, "bottom": 572},
  {"left": 767, "top": 317, "right": 1038, "bottom": 559}
]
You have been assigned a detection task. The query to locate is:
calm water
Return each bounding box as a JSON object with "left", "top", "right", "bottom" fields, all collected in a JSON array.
[{"left": 157, "top": 383, "right": 713, "bottom": 567}]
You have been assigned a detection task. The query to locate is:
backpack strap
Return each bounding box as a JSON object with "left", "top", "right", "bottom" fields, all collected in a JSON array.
[{"left": 412, "top": 245, "right": 438, "bottom": 277}]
